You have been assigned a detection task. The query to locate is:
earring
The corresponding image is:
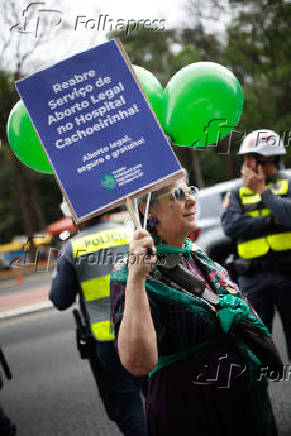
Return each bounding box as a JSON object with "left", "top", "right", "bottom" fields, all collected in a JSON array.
[{"left": 148, "top": 215, "right": 159, "bottom": 228}]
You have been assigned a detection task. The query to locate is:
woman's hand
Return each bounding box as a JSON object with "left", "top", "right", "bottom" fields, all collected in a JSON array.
[
  {"left": 118, "top": 228, "right": 158, "bottom": 375},
  {"left": 128, "top": 229, "right": 157, "bottom": 279}
]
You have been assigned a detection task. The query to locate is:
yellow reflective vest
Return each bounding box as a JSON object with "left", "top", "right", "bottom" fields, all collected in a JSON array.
[
  {"left": 71, "top": 222, "right": 130, "bottom": 341},
  {"left": 237, "top": 178, "right": 291, "bottom": 259}
]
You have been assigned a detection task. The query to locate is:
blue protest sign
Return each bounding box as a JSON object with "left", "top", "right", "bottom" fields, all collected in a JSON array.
[{"left": 16, "top": 39, "right": 182, "bottom": 222}]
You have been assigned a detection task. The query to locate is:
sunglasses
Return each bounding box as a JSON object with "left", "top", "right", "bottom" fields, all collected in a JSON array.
[{"left": 158, "top": 186, "right": 199, "bottom": 202}]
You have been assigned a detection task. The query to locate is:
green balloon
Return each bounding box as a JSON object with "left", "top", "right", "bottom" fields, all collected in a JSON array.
[
  {"left": 164, "top": 62, "right": 243, "bottom": 147},
  {"left": 133, "top": 65, "right": 164, "bottom": 126},
  {"left": 7, "top": 100, "right": 53, "bottom": 174}
]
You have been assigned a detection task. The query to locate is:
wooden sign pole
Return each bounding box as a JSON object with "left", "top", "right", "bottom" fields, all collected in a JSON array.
[{"left": 127, "top": 197, "right": 141, "bottom": 229}]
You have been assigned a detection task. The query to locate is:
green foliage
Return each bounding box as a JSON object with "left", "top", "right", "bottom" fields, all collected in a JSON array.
[
  {"left": 0, "top": 147, "right": 23, "bottom": 243},
  {"left": 109, "top": 26, "right": 222, "bottom": 85},
  {"left": 0, "top": 71, "right": 61, "bottom": 243},
  {"left": 0, "top": 72, "right": 17, "bottom": 143},
  {"left": 0, "top": 145, "right": 62, "bottom": 243},
  {"left": 36, "top": 174, "right": 63, "bottom": 225},
  {"left": 199, "top": 151, "right": 228, "bottom": 185},
  {"left": 224, "top": 0, "right": 291, "bottom": 167}
]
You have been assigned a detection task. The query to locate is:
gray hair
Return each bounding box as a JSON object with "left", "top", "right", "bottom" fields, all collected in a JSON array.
[
  {"left": 138, "top": 168, "right": 188, "bottom": 205},
  {"left": 136, "top": 168, "right": 189, "bottom": 228}
]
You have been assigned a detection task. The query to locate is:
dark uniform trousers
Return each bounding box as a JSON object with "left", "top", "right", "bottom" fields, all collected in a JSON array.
[
  {"left": 88, "top": 340, "right": 147, "bottom": 436},
  {"left": 239, "top": 271, "right": 291, "bottom": 361}
]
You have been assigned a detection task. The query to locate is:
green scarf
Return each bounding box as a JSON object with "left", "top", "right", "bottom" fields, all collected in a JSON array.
[
  {"left": 116, "top": 238, "right": 269, "bottom": 328},
  {"left": 111, "top": 238, "right": 270, "bottom": 375},
  {"left": 110, "top": 239, "right": 274, "bottom": 429}
]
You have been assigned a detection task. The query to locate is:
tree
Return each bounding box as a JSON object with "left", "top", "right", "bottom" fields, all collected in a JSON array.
[
  {"left": 0, "top": 71, "right": 62, "bottom": 244},
  {"left": 224, "top": 0, "right": 291, "bottom": 169},
  {"left": 0, "top": 1, "right": 64, "bottom": 244}
]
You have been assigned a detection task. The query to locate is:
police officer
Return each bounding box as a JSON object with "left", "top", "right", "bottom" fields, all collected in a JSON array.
[
  {"left": 221, "top": 129, "right": 291, "bottom": 361},
  {"left": 49, "top": 203, "right": 147, "bottom": 436}
]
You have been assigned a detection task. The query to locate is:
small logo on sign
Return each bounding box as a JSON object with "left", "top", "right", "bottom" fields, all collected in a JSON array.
[{"left": 101, "top": 173, "right": 116, "bottom": 190}]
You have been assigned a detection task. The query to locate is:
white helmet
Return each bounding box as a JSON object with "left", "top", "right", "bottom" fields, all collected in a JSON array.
[{"left": 238, "top": 129, "right": 286, "bottom": 156}]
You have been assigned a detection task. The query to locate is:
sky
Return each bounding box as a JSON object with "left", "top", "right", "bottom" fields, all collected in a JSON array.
[
  {"left": 1, "top": 0, "right": 185, "bottom": 73},
  {"left": 0, "top": 0, "right": 231, "bottom": 75}
]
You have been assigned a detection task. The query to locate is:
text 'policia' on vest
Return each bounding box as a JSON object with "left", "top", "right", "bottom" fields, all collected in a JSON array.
[
  {"left": 71, "top": 221, "right": 130, "bottom": 341},
  {"left": 238, "top": 177, "right": 291, "bottom": 260}
]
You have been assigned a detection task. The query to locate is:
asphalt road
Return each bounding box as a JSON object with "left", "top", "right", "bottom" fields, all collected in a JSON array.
[
  {"left": 1, "top": 309, "right": 291, "bottom": 436},
  {"left": 1, "top": 310, "right": 122, "bottom": 436}
]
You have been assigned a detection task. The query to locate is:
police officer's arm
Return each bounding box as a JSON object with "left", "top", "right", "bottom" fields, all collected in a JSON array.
[
  {"left": 260, "top": 182, "right": 291, "bottom": 226},
  {"left": 49, "top": 243, "right": 79, "bottom": 310},
  {"left": 221, "top": 190, "right": 270, "bottom": 239}
]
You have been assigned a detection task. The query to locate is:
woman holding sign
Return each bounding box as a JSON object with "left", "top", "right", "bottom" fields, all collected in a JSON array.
[{"left": 110, "top": 173, "right": 278, "bottom": 436}]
